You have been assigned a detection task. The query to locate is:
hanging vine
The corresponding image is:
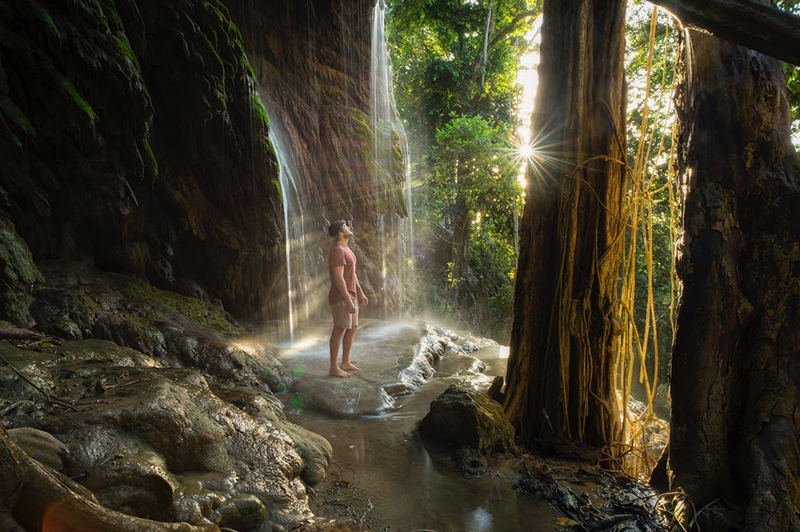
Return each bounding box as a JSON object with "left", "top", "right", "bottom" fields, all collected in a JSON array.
[{"left": 615, "top": 4, "right": 681, "bottom": 477}]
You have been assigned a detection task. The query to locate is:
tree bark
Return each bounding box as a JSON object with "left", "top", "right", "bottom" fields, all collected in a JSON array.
[
  {"left": 503, "top": 0, "right": 627, "bottom": 452},
  {"left": 0, "top": 426, "right": 220, "bottom": 532},
  {"left": 669, "top": 25, "right": 800, "bottom": 531},
  {"left": 647, "top": 0, "right": 800, "bottom": 65}
]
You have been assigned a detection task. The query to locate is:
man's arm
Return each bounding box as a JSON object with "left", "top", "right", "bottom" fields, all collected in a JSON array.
[
  {"left": 355, "top": 274, "right": 369, "bottom": 307},
  {"left": 332, "top": 265, "right": 356, "bottom": 312}
]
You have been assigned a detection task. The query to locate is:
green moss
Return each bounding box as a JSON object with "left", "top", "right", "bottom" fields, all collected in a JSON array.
[
  {"left": 0, "top": 220, "right": 42, "bottom": 288},
  {"left": 250, "top": 91, "right": 269, "bottom": 130},
  {"left": 348, "top": 107, "right": 372, "bottom": 135},
  {"left": 142, "top": 138, "right": 158, "bottom": 181},
  {"left": 0, "top": 97, "right": 37, "bottom": 145},
  {"left": 111, "top": 34, "right": 141, "bottom": 70},
  {"left": 58, "top": 76, "right": 95, "bottom": 124},
  {"left": 30, "top": 1, "right": 62, "bottom": 40}
]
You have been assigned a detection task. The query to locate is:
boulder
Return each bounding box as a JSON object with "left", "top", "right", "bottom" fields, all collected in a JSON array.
[
  {"left": 453, "top": 447, "right": 486, "bottom": 477},
  {"left": 419, "top": 383, "right": 515, "bottom": 454}
]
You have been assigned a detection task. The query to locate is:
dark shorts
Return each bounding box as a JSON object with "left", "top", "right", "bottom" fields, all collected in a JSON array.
[{"left": 331, "top": 298, "right": 358, "bottom": 329}]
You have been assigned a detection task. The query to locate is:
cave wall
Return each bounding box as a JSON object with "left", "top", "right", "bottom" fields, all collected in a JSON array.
[
  {"left": 0, "top": 0, "right": 407, "bottom": 324},
  {"left": 0, "top": 0, "right": 283, "bottom": 321}
]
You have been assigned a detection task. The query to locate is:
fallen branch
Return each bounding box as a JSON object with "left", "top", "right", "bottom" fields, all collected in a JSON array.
[
  {"left": 0, "top": 354, "right": 78, "bottom": 411},
  {"left": 0, "top": 327, "right": 47, "bottom": 341}
]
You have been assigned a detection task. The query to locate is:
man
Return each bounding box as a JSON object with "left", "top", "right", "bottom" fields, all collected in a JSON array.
[{"left": 327, "top": 220, "right": 369, "bottom": 378}]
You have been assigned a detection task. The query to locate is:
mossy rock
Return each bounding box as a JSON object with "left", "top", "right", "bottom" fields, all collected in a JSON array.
[
  {"left": 0, "top": 218, "right": 42, "bottom": 327},
  {"left": 419, "top": 383, "right": 516, "bottom": 455}
]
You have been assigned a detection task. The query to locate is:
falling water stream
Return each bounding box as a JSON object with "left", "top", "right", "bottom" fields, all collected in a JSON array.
[
  {"left": 371, "top": 0, "right": 413, "bottom": 314},
  {"left": 267, "top": 111, "right": 305, "bottom": 343}
]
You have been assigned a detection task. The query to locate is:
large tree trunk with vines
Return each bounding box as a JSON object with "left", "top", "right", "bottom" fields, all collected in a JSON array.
[
  {"left": 503, "top": 0, "right": 627, "bottom": 452},
  {"left": 668, "top": 25, "right": 800, "bottom": 532}
]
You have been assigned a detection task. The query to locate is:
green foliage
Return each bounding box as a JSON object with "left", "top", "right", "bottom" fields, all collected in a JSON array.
[
  {"left": 786, "top": 63, "right": 800, "bottom": 119},
  {"left": 388, "top": 0, "right": 535, "bottom": 338},
  {"left": 428, "top": 114, "right": 519, "bottom": 229},
  {"left": 784, "top": 62, "right": 800, "bottom": 148},
  {"left": 773, "top": 0, "right": 800, "bottom": 147},
  {"left": 388, "top": 0, "right": 532, "bottom": 147}
]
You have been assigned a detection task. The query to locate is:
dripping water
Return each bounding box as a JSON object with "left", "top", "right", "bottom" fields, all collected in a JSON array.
[{"left": 370, "top": 0, "right": 413, "bottom": 315}]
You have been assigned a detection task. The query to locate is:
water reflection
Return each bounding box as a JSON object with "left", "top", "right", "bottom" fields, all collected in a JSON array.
[{"left": 466, "top": 506, "right": 493, "bottom": 532}]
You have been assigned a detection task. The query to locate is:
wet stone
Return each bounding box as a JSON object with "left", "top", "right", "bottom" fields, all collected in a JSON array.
[
  {"left": 82, "top": 453, "right": 175, "bottom": 521},
  {"left": 418, "top": 383, "right": 515, "bottom": 454}
]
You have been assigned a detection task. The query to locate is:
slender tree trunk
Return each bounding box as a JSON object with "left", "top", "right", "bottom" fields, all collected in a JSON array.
[
  {"left": 451, "top": 193, "right": 471, "bottom": 286},
  {"left": 503, "top": 0, "right": 627, "bottom": 452},
  {"left": 669, "top": 26, "right": 800, "bottom": 531}
]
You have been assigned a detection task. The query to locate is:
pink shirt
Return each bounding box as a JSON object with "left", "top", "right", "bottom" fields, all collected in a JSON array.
[{"left": 328, "top": 242, "right": 357, "bottom": 304}]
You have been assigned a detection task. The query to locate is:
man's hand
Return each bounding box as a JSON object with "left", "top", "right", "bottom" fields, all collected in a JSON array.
[
  {"left": 347, "top": 299, "right": 357, "bottom": 314},
  {"left": 359, "top": 293, "right": 369, "bottom": 307}
]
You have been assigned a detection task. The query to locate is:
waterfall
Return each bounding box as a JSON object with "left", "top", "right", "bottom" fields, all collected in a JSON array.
[
  {"left": 266, "top": 109, "right": 307, "bottom": 343},
  {"left": 257, "top": 1, "right": 412, "bottom": 340},
  {"left": 370, "top": 0, "right": 413, "bottom": 315}
]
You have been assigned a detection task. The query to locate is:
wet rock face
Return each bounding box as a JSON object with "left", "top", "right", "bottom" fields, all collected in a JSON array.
[
  {"left": 419, "top": 383, "right": 516, "bottom": 455},
  {"left": 226, "top": 0, "right": 409, "bottom": 317},
  {"left": 25, "top": 261, "right": 293, "bottom": 391},
  {"left": 0, "top": 341, "right": 327, "bottom": 529},
  {"left": 6, "top": 427, "right": 68, "bottom": 472},
  {"left": 0, "top": 220, "right": 41, "bottom": 328},
  {"left": 0, "top": 0, "right": 282, "bottom": 321},
  {"left": 227, "top": 0, "right": 406, "bottom": 224},
  {"left": 0, "top": 264, "right": 333, "bottom": 530}
]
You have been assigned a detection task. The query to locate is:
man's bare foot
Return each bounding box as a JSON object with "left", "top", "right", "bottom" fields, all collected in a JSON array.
[
  {"left": 330, "top": 367, "right": 351, "bottom": 378},
  {"left": 341, "top": 363, "right": 361, "bottom": 372}
]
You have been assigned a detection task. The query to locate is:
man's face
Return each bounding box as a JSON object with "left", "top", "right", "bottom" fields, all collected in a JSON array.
[{"left": 340, "top": 222, "right": 353, "bottom": 238}]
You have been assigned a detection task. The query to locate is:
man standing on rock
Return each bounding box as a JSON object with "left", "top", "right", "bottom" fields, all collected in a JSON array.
[{"left": 328, "top": 220, "right": 369, "bottom": 378}]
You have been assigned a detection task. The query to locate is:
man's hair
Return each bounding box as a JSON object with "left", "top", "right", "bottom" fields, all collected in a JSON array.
[{"left": 328, "top": 220, "right": 346, "bottom": 238}]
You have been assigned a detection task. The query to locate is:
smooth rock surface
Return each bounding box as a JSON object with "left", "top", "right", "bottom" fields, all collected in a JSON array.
[{"left": 280, "top": 321, "right": 490, "bottom": 418}]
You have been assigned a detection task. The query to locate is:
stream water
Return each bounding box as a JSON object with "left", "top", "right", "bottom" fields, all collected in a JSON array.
[{"left": 276, "top": 320, "right": 557, "bottom": 531}]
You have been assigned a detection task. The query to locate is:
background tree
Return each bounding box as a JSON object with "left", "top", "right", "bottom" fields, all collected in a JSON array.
[
  {"left": 775, "top": 0, "right": 800, "bottom": 145},
  {"left": 503, "top": 0, "right": 628, "bottom": 451},
  {"left": 426, "top": 115, "right": 521, "bottom": 316}
]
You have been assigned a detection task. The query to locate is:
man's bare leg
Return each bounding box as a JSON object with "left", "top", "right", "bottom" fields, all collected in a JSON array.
[
  {"left": 329, "top": 326, "right": 350, "bottom": 378},
  {"left": 340, "top": 326, "right": 360, "bottom": 371}
]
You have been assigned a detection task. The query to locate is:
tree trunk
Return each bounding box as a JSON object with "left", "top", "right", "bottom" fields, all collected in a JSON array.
[
  {"left": 503, "top": 0, "right": 627, "bottom": 452},
  {"left": 0, "top": 426, "right": 220, "bottom": 532},
  {"left": 669, "top": 26, "right": 800, "bottom": 531},
  {"left": 451, "top": 193, "right": 472, "bottom": 287}
]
